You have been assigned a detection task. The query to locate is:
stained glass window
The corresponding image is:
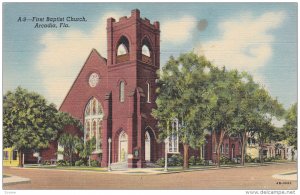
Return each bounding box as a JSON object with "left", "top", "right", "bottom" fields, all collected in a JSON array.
[{"left": 84, "top": 97, "right": 104, "bottom": 153}]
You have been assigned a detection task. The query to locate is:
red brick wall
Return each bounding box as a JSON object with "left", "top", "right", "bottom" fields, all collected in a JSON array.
[{"left": 40, "top": 141, "right": 58, "bottom": 162}]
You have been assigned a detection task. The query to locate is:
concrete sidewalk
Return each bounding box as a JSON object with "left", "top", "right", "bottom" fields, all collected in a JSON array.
[
  {"left": 8, "top": 161, "right": 296, "bottom": 176},
  {"left": 272, "top": 171, "right": 297, "bottom": 181},
  {"left": 3, "top": 175, "right": 31, "bottom": 186}
]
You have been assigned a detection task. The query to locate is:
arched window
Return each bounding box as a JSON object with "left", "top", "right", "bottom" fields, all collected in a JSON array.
[
  {"left": 116, "top": 36, "right": 130, "bottom": 63},
  {"left": 120, "top": 81, "right": 125, "bottom": 102},
  {"left": 145, "top": 131, "right": 151, "bottom": 161},
  {"left": 84, "top": 97, "right": 104, "bottom": 152},
  {"left": 142, "top": 45, "right": 151, "bottom": 57},
  {"left": 119, "top": 131, "right": 128, "bottom": 162},
  {"left": 146, "top": 82, "right": 151, "bottom": 103},
  {"left": 117, "top": 44, "right": 128, "bottom": 56}
]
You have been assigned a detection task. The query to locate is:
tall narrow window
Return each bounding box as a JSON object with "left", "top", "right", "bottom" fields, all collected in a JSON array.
[
  {"left": 147, "top": 82, "right": 151, "bottom": 103},
  {"left": 225, "top": 143, "right": 229, "bottom": 154},
  {"left": 221, "top": 144, "right": 224, "bottom": 154},
  {"left": 12, "top": 150, "right": 18, "bottom": 160},
  {"left": 3, "top": 151, "right": 9, "bottom": 160},
  {"left": 167, "top": 118, "right": 179, "bottom": 153},
  {"left": 120, "top": 81, "right": 125, "bottom": 102}
]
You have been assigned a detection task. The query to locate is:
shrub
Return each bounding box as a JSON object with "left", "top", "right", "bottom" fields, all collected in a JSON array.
[
  {"left": 189, "top": 156, "right": 197, "bottom": 166},
  {"left": 245, "top": 155, "right": 252, "bottom": 163},
  {"left": 275, "top": 155, "right": 281, "bottom": 160},
  {"left": 90, "top": 160, "right": 99, "bottom": 167},
  {"left": 198, "top": 158, "right": 204, "bottom": 165},
  {"left": 253, "top": 157, "right": 260, "bottom": 163},
  {"left": 168, "top": 154, "right": 183, "bottom": 166},
  {"left": 220, "top": 155, "right": 230, "bottom": 165},
  {"left": 75, "top": 159, "right": 86, "bottom": 166},
  {"left": 42, "top": 160, "right": 51, "bottom": 165},
  {"left": 57, "top": 160, "right": 67, "bottom": 166},
  {"left": 155, "top": 158, "right": 165, "bottom": 167}
]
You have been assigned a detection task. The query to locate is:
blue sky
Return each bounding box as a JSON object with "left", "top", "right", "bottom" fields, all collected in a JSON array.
[{"left": 3, "top": 3, "right": 297, "bottom": 111}]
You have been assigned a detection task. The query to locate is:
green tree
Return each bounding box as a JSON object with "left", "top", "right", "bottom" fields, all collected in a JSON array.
[
  {"left": 152, "top": 53, "right": 211, "bottom": 169},
  {"left": 201, "top": 67, "right": 245, "bottom": 167},
  {"left": 250, "top": 88, "right": 284, "bottom": 163},
  {"left": 283, "top": 103, "right": 297, "bottom": 149},
  {"left": 78, "top": 137, "right": 96, "bottom": 166},
  {"left": 3, "top": 87, "right": 61, "bottom": 166},
  {"left": 58, "top": 133, "right": 82, "bottom": 165},
  {"left": 231, "top": 74, "right": 284, "bottom": 165}
]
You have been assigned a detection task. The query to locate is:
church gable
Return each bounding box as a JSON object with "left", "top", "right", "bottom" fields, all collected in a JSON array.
[{"left": 60, "top": 49, "right": 108, "bottom": 121}]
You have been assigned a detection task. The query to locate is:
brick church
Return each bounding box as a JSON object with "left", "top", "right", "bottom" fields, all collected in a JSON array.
[{"left": 40, "top": 9, "right": 241, "bottom": 168}]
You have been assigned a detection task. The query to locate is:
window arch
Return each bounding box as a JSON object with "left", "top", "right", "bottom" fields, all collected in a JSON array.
[
  {"left": 118, "top": 131, "right": 128, "bottom": 162},
  {"left": 117, "top": 44, "right": 128, "bottom": 56},
  {"left": 116, "top": 36, "right": 130, "bottom": 63},
  {"left": 84, "top": 97, "right": 103, "bottom": 152},
  {"left": 141, "top": 37, "right": 152, "bottom": 64},
  {"left": 119, "top": 81, "right": 125, "bottom": 102},
  {"left": 142, "top": 45, "right": 151, "bottom": 57}
]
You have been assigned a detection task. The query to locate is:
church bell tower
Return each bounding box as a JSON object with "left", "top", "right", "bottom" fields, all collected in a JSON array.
[{"left": 106, "top": 9, "right": 161, "bottom": 168}]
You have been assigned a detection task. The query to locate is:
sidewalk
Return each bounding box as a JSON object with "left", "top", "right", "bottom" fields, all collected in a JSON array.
[
  {"left": 3, "top": 175, "right": 31, "bottom": 186},
  {"left": 8, "top": 161, "right": 296, "bottom": 176},
  {"left": 272, "top": 171, "right": 297, "bottom": 181}
]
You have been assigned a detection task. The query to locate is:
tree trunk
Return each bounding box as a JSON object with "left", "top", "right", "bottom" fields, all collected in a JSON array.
[
  {"left": 199, "top": 145, "right": 203, "bottom": 160},
  {"left": 216, "top": 145, "right": 220, "bottom": 167},
  {"left": 215, "top": 129, "right": 226, "bottom": 167},
  {"left": 240, "top": 131, "right": 247, "bottom": 166},
  {"left": 88, "top": 156, "right": 91, "bottom": 167},
  {"left": 18, "top": 149, "right": 23, "bottom": 167},
  {"left": 259, "top": 142, "right": 264, "bottom": 164},
  {"left": 183, "top": 144, "right": 189, "bottom": 170}
]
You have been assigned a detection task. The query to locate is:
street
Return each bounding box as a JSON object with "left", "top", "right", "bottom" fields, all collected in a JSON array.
[{"left": 3, "top": 163, "right": 297, "bottom": 190}]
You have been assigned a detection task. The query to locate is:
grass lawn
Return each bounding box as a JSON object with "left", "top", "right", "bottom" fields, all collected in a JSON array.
[{"left": 25, "top": 165, "right": 107, "bottom": 172}]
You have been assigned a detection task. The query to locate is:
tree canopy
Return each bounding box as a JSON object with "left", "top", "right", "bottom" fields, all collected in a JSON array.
[
  {"left": 3, "top": 86, "right": 83, "bottom": 165},
  {"left": 153, "top": 52, "right": 285, "bottom": 168},
  {"left": 283, "top": 103, "right": 297, "bottom": 149},
  {"left": 3, "top": 87, "right": 60, "bottom": 150}
]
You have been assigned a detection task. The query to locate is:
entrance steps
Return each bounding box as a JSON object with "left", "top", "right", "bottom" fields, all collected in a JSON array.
[{"left": 110, "top": 162, "right": 128, "bottom": 170}]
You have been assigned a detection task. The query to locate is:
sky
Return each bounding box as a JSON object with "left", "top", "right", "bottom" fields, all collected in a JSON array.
[{"left": 3, "top": 3, "right": 297, "bottom": 113}]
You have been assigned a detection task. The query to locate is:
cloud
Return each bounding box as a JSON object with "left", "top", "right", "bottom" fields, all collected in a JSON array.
[
  {"left": 161, "top": 15, "right": 197, "bottom": 45},
  {"left": 196, "top": 11, "right": 286, "bottom": 72},
  {"left": 35, "top": 12, "right": 124, "bottom": 107}
]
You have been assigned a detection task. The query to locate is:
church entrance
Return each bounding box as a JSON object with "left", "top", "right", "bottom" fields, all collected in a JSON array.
[
  {"left": 145, "top": 131, "right": 151, "bottom": 161},
  {"left": 118, "top": 131, "right": 128, "bottom": 162}
]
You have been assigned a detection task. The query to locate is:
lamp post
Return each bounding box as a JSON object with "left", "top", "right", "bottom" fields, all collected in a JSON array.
[
  {"left": 108, "top": 138, "right": 112, "bottom": 172},
  {"left": 164, "top": 139, "right": 168, "bottom": 172}
]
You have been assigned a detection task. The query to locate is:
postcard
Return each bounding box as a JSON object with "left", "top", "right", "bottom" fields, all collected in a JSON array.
[{"left": 2, "top": 2, "right": 297, "bottom": 194}]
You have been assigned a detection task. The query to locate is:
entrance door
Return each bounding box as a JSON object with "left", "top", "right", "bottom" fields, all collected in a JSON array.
[
  {"left": 145, "top": 132, "right": 151, "bottom": 161},
  {"left": 119, "top": 131, "right": 128, "bottom": 162}
]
